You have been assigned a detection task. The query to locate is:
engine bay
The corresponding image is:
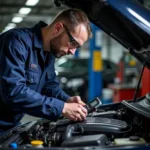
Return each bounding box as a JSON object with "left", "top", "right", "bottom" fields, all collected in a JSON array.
[{"left": 1, "top": 94, "right": 150, "bottom": 149}]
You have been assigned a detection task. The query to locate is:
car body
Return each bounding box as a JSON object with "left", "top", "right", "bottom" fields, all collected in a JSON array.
[
  {"left": 55, "top": 57, "right": 118, "bottom": 101},
  {"left": 55, "top": 57, "right": 88, "bottom": 79},
  {"left": 55, "top": 57, "right": 117, "bottom": 82}
]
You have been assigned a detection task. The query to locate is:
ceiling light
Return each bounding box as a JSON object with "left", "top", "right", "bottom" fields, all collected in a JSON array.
[
  {"left": 5, "top": 26, "right": 14, "bottom": 30},
  {"left": 2, "top": 23, "right": 16, "bottom": 33},
  {"left": 2, "top": 29, "right": 8, "bottom": 33},
  {"left": 12, "top": 17, "right": 23, "bottom": 23},
  {"left": 7, "top": 23, "right": 16, "bottom": 28},
  {"left": 25, "top": 0, "right": 39, "bottom": 6},
  {"left": 19, "top": 7, "right": 31, "bottom": 15}
]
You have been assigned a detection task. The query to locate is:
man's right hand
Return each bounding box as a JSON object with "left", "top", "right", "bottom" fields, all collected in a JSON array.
[{"left": 62, "top": 103, "right": 87, "bottom": 121}]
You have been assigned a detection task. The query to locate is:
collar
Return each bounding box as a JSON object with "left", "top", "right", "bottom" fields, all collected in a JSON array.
[{"left": 32, "top": 21, "right": 48, "bottom": 50}]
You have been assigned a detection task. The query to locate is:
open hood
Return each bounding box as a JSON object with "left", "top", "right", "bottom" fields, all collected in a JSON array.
[{"left": 54, "top": 0, "right": 150, "bottom": 69}]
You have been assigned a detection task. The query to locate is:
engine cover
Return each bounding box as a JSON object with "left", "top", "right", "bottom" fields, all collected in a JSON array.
[{"left": 56, "top": 117, "right": 131, "bottom": 135}]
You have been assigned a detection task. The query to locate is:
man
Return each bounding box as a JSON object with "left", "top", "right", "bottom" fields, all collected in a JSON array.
[{"left": 0, "top": 8, "right": 92, "bottom": 134}]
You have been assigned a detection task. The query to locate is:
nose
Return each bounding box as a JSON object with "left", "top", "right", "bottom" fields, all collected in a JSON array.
[{"left": 68, "top": 48, "right": 76, "bottom": 55}]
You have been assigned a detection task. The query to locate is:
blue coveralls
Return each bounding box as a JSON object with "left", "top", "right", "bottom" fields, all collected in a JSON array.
[{"left": 0, "top": 21, "right": 70, "bottom": 134}]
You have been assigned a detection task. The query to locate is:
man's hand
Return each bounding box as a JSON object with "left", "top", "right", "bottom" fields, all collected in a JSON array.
[
  {"left": 66, "top": 96, "right": 85, "bottom": 106},
  {"left": 62, "top": 102, "right": 87, "bottom": 121}
]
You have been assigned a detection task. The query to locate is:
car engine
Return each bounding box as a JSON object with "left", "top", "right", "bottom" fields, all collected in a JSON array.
[{"left": 0, "top": 94, "right": 150, "bottom": 149}]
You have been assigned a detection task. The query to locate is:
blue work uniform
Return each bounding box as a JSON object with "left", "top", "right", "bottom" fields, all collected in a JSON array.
[{"left": 0, "top": 21, "right": 70, "bottom": 134}]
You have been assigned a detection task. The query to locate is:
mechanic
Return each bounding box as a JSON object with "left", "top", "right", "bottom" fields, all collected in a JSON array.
[{"left": 0, "top": 8, "right": 92, "bottom": 135}]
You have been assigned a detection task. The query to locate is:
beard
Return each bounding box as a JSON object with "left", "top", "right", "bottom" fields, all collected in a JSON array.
[{"left": 50, "top": 33, "right": 66, "bottom": 58}]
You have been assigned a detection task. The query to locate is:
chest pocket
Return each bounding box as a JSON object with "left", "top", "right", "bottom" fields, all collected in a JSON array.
[{"left": 25, "top": 69, "right": 40, "bottom": 84}]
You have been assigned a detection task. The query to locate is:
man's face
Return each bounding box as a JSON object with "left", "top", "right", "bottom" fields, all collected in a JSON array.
[{"left": 50, "top": 23, "right": 88, "bottom": 58}]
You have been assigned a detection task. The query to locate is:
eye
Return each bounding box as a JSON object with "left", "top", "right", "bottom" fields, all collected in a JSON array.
[{"left": 70, "top": 40, "right": 80, "bottom": 48}]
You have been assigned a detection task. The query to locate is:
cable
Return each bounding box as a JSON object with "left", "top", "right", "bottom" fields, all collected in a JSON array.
[
  {"left": 133, "top": 61, "right": 146, "bottom": 102},
  {"left": 133, "top": 45, "right": 150, "bottom": 54}
]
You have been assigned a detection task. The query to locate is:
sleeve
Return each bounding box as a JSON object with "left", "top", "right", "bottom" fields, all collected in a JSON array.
[
  {"left": 0, "top": 33, "right": 64, "bottom": 121},
  {"left": 42, "top": 68, "right": 70, "bottom": 102}
]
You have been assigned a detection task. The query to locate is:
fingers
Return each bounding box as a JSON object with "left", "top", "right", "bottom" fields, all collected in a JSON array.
[
  {"left": 62, "top": 103, "right": 87, "bottom": 122},
  {"left": 66, "top": 96, "right": 86, "bottom": 106},
  {"left": 74, "top": 96, "right": 86, "bottom": 106},
  {"left": 79, "top": 101, "right": 86, "bottom": 106},
  {"left": 74, "top": 105, "right": 87, "bottom": 121}
]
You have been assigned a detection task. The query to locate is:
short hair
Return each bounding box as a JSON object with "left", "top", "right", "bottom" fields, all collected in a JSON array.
[{"left": 52, "top": 8, "right": 92, "bottom": 39}]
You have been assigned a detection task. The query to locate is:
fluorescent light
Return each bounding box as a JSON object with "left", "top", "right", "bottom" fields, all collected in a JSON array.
[
  {"left": 12, "top": 17, "right": 23, "bottom": 23},
  {"left": 2, "top": 25, "right": 16, "bottom": 32},
  {"left": 7, "top": 23, "right": 16, "bottom": 28},
  {"left": 5, "top": 26, "right": 14, "bottom": 30},
  {"left": 2, "top": 29, "right": 8, "bottom": 33},
  {"left": 19, "top": 7, "right": 31, "bottom": 15},
  {"left": 25, "top": 0, "right": 39, "bottom": 6}
]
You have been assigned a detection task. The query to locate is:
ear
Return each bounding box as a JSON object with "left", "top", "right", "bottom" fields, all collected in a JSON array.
[{"left": 53, "top": 22, "right": 64, "bottom": 35}]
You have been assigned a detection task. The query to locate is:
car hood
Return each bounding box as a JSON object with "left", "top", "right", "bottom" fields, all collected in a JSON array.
[{"left": 54, "top": 0, "right": 150, "bottom": 69}]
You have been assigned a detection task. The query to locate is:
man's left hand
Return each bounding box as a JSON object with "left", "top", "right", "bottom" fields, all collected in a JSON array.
[{"left": 67, "top": 96, "right": 85, "bottom": 106}]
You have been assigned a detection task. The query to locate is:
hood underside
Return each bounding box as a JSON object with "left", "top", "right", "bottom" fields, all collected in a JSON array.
[{"left": 54, "top": 0, "right": 150, "bottom": 69}]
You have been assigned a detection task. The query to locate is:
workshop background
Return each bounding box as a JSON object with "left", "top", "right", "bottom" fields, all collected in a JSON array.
[{"left": 0, "top": 0, "right": 150, "bottom": 122}]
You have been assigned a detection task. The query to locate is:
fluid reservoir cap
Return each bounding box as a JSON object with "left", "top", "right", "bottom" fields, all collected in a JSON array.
[
  {"left": 9, "top": 142, "right": 18, "bottom": 148},
  {"left": 129, "top": 136, "right": 140, "bottom": 141},
  {"left": 31, "top": 140, "right": 43, "bottom": 146}
]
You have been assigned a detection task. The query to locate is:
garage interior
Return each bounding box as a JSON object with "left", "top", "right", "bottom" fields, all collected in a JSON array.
[
  {"left": 0, "top": 0, "right": 150, "bottom": 122},
  {"left": 1, "top": 0, "right": 150, "bottom": 149}
]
